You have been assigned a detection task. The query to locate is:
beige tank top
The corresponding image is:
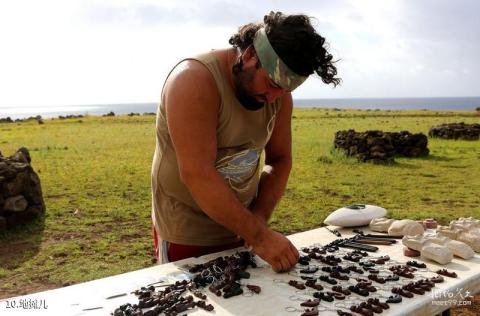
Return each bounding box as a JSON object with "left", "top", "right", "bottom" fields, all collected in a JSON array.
[{"left": 151, "top": 51, "right": 282, "bottom": 246}]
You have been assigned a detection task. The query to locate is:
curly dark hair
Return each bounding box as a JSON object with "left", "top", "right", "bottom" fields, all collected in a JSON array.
[{"left": 229, "top": 11, "right": 341, "bottom": 87}]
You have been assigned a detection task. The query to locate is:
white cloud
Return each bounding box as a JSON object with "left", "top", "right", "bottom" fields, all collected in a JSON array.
[{"left": 0, "top": 0, "right": 479, "bottom": 108}]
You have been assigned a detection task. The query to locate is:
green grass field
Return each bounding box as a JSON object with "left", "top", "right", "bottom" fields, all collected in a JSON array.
[{"left": 0, "top": 108, "right": 479, "bottom": 298}]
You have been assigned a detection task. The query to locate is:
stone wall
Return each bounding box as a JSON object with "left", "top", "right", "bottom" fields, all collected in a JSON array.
[
  {"left": 389, "top": 131, "right": 430, "bottom": 157},
  {"left": 334, "top": 130, "right": 429, "bottom": 163},
  {"left": 428, "top": 122, "right": 480, "bottom": 140},
  {"left": 0, "top": 148, "right": 45, "bottom": 231}
]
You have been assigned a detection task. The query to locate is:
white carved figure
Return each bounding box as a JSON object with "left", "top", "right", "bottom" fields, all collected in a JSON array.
[
  {"left": 457, "top": 231, "right": 480, "bottom": 253},
  {"left": 402, "top": 235, "right": 428, "bottom": 251},
  {"left": 388, "top": 219, "right": 425, "bottom": 237},
  {"left": 437, "top": 225, "right": 460, "bottom": 240},
  {"left": 421, "top": 243, "right": 454, "bottom": 265},
  {"left": 426, "top": 235, "right": 475, "bottom": 259},
  {"left": 451, "top": 217, "right": 480, "bottom": 230},
  {"left": 369, "top": 217, "right": 395, "bottom": 233},
  {"left": 435, "top": 218, "right": 480, "bottom": 253}
]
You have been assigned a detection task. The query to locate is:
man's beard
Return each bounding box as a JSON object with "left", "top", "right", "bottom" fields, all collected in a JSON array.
[{"left": 232, "top": 59, "right": 266, "bottom": 111}]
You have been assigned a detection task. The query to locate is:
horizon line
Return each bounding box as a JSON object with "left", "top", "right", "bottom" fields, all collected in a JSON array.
[{"left": 2, "top": 95, "right": 480, "bottom": 108}]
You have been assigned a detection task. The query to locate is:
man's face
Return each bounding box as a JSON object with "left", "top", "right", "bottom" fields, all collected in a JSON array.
[{"left": 232, "top": 50, "right": 287, "bottom": 111}]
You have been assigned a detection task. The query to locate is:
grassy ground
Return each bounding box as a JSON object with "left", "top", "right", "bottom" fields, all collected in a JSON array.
[{"left": 0, "top": 108, "right": 479, "bottom": 298}]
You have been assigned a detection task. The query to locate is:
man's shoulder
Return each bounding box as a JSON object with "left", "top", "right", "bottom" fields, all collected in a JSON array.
[
  {"left": 164, "top": 56, "right": 220, "bottom": 108},
  {"left": 164, "top": 59, "right": 219, "bottom": 101},
  {"left": 168, "top": 59, "right": 215, "bottom": 86},
  {"left": 167, "top": 49, "right": 227, "bottom": 88}
]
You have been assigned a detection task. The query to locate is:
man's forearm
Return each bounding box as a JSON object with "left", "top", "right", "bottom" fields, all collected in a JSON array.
[
  {"left": 180, "top": 166, "right": 266, "bottom": 246},
  {"left": 251, "top": 157, "right": 292, "bottom": 223}
]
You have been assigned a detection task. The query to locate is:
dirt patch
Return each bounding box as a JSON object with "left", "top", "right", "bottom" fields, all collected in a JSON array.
[
  {"left": 321, "top": 188, "right": 338, "bottom": 197},
  {"left": 46, "top": 232, "right": 85, "bottom": 243},
  {"left": 451, "top": 295, "right": 480, "bottom": 316},
  {"left": 0, "top": 282, "right": 60, "bottom": 299},
  {"left": 119, "top": 233, "right": 143, "bottom": 242},
  {"left": 0, "top": 240, "right": 40, "bottom": 269}
]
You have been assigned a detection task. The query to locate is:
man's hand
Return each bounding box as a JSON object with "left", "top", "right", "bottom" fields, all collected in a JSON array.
[{"left": 250, "top": 228, "right": 299, "bottom": 272}]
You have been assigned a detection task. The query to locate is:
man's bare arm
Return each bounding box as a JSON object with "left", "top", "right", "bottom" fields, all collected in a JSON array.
[
  {"left": 251, "top": 94, "right": 293, "bottom": 223},
  {"left": 164, "top": 61, "right": 298, "bottom": 271}
]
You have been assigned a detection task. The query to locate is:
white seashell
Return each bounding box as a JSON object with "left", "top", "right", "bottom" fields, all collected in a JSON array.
[{"left": 323, "top": 204, "right": 387, "bottom": 227}]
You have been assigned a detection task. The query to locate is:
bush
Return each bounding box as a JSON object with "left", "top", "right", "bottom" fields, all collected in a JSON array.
[{"left": 316, "top": 155, "right": 333, "bottom": 164}]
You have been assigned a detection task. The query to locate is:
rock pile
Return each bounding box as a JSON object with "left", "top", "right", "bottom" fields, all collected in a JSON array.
[
  {"left": 0, "top": 148, "right": 45, "bottom": 231},
  {"left": 334, "top": 130, "right": 429, "bottom": 163},
  {"left": 428, "top": 122, "right": 480, "bottom": 140},
  {"left": 0, "top": 115, "right": 43, "bottom": 123},
  {"left": 57, "top": 114, "right": 84, "bottom": 120},
  {"left": 389, "top": 131, "right": 430, "bottom": 157},
  {"left": 0, "top": 117, "right": 14, "bottom": 123}
]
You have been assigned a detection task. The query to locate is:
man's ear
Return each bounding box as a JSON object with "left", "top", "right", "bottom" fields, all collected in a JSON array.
[{"left": 242, "top": 45, "right": 258, "bottom": 67}]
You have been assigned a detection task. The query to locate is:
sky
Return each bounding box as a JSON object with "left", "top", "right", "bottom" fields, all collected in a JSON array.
[{"left": 1, "top": 0, "right": 479, "bottom": 108}]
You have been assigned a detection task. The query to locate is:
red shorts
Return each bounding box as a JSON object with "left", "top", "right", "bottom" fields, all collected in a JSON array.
[{"left": 152, "top": 225, "right": 243, "bottom": 262}]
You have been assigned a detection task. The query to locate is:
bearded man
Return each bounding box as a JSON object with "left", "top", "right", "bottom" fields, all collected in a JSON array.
[{"left": 151, "top": 11, "right": 340, "bottom": 272}]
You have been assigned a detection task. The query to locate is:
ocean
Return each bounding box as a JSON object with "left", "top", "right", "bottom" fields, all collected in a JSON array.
[{"left": 1, "top": 97, "right": 479, "bottom": 120}]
